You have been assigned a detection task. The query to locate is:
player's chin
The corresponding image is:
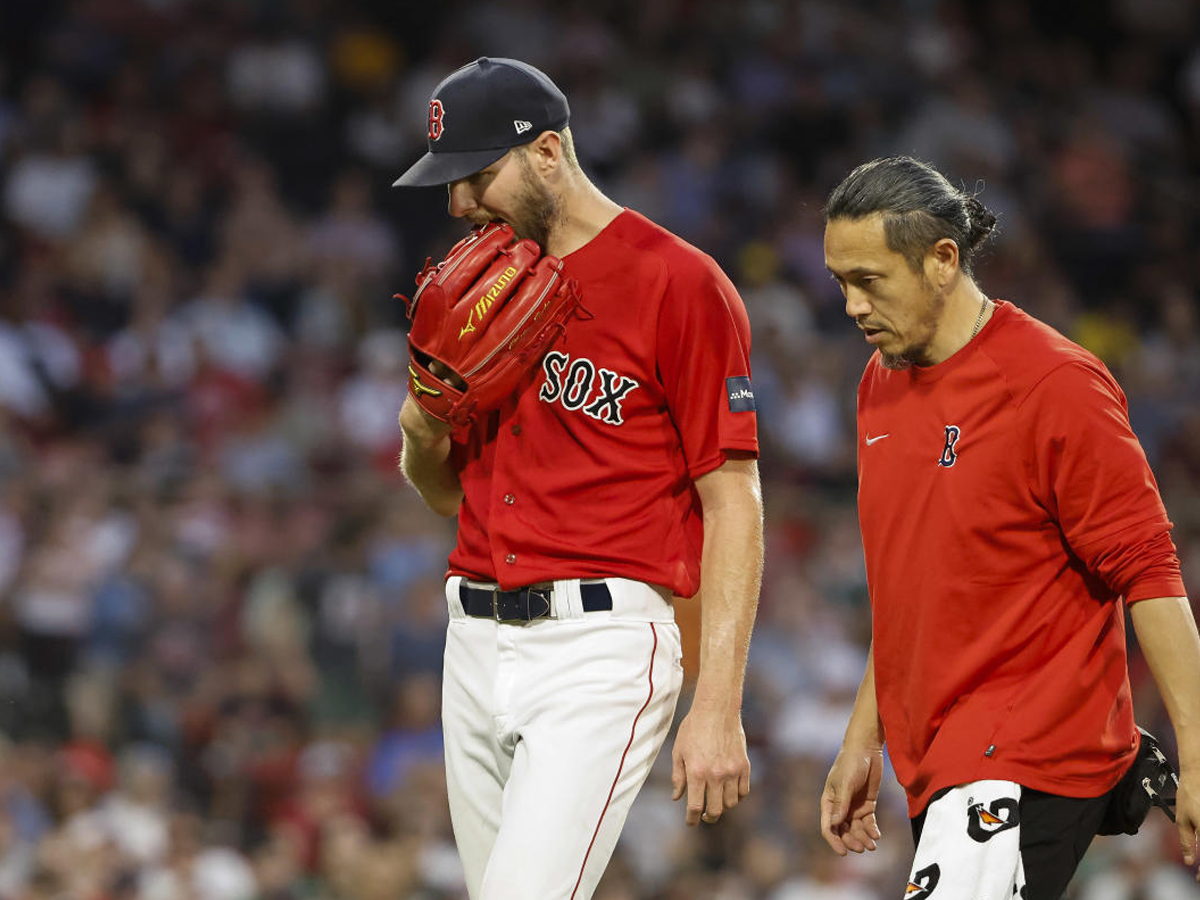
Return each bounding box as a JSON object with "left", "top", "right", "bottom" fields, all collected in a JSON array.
[{"left": 878, "top": 345, "right": 914, "bottom": 371}]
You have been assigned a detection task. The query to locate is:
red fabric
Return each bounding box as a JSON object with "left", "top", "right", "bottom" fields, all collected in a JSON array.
[
  {"left": 857, "top": 300, "right": 1185, "bottom": 816},
  {"left": 447, "top": 209, "right": 758, "bottom": 597}
]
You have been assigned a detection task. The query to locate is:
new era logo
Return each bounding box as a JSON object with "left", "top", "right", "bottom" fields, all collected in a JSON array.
[{"left": 513, "top": 120, "right": 532, "bottom": 135}]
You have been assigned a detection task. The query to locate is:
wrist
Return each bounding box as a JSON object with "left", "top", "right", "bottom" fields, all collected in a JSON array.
[
  {"left": 689, "top": 680, "right": 744, "bottom": 717},
  {"left": 843, "top": 724, "right": 885, "bottom": 753},
  {"left": 400, "top": 398, "right": 453, "bottom": 447},
  {"left": 841, "top": 740, "right": 885, "bottom": 754}
]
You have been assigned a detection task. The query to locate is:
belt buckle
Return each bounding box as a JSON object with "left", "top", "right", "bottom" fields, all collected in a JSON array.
[
  {"left": 525, "top": 586, "right": 553, "bottom": 620},
  {"left": 489, "top": 585, "right": 554, "bottom": 622}
]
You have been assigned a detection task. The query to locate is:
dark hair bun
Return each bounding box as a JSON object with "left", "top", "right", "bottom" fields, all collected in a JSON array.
[{"left": 964, "top": 196, "right": 997, "bottom": 250}]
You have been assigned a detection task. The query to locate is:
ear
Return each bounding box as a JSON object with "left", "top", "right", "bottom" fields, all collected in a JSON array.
[
  {"left": 526, "top": 131, "right": 562, "bottom": 175},
  {"left": 927, "top": 237, "right": 960, "bottom": 288}
]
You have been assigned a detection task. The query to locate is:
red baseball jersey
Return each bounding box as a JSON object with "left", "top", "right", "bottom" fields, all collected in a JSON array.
[
  {"left": 446, "top": 209, "right": 759, "bottom": 597},
  {"left": 857, "top": 300, "right": 1186, "bottom": 816}
]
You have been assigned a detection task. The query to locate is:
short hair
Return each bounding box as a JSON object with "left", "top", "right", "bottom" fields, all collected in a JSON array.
[
  {"left": 824, "top": 156, "right": 998, "bottom": 277},
  {"left": 557, "top": 127, "right": 579, "bottom": 170}
]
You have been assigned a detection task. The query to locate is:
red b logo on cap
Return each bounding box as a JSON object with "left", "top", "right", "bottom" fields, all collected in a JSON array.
[{"left": 427, "top": 99, "right": 445, "bottom": 141}]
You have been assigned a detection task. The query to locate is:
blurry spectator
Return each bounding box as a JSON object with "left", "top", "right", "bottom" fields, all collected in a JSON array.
[
  {"left": 227, "top": 27, "right": 326, "bottom": 116},
  {"left": 338, "top": 329, "right": 408, "bottom": 458},
  {"left": 899, "top": 75, "right": 1019, "bottom": 175},
  {"left": 96, "top": 744, "right": 173, "bottom": 865},
  {"left": 107, "top": 273, "right": 198, "bottom": 395},
  {"left": 3, "top": 119, "right": 97, "bottom": 240},
  {"left": 1076, "top": 826, "right": 1200, "bottom": 899},
  {"left": 64, "top": 181, "right": 151, "bottom": 326},
  {"left": 345, "top": 87, "right": 411, "bottom": 171},
  {"left": 179, "top": 258, "right": 285, "bottom": 382},
  {"left": 307, "top": 169, "right": 399, "bottom": 286},
  {"left": 366, "top": 673, "right": 444, "bottom": 803},
  {"left": 218, "top": 158, "right": 305, "bottom": 325},
  {"left": 0, "top": 270, "right": 82, "bottom": 422}
]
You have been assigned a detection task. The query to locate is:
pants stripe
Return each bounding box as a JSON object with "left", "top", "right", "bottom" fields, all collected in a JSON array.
[{"left": 570, "top": 622, "right": 658, "bottom": 900}]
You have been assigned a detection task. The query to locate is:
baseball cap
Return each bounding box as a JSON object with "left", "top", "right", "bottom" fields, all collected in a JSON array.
[{"left": 393, "top": 57, "right": 570, "bottom": 188}]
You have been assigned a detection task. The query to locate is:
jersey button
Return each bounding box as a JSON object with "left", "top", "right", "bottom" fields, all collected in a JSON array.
[
  {"left": 511, "top": 424, "right": 522, "bottom": 436},
  {"left": 505, "top": 553, "right": 516, "bottom": 564},
  {"left": 504, "top": 493, "right": 515, "bottom": 505}
]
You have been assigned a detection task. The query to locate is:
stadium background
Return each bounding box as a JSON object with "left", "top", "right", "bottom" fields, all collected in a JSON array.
[{"left": 0, "top": 0, "right": 1198, "bottom": 896}]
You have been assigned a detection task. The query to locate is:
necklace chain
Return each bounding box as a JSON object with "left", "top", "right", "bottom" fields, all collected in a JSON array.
[{"left": 970, "top": 296, "right": 989, "bottom": 339}]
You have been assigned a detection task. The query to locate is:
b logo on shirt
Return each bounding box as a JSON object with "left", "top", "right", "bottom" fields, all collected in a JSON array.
[
  {"left": 539, "top": 351, "right": 639, "bottom": 426},
  {"left": 937, "top": 425, "right": 961, "bottom": 467}
]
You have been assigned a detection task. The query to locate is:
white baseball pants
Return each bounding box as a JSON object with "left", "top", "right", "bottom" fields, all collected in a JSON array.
[{"left": 441, "top": 576, "right": 684, "bottom": 900}]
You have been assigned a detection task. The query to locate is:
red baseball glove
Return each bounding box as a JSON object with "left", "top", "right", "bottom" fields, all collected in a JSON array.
[{"left": 397, "top": 223, "right": 581, "bottom": 429}]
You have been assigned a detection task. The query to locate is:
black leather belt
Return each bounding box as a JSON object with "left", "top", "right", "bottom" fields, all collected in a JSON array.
[{"left": 460, "top": 582, "right": 613, "bottom": 621}]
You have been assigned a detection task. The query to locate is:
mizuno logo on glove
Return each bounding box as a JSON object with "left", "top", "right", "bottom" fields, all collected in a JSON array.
[
  {"left": 460, "top": 265, "right": 519, "bottom": 339},
  {"left": 409, "top": 366, "right": 443, "bottom": 398}
]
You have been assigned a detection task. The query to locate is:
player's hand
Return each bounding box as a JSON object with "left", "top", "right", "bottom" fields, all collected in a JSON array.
[
  {"left": 820, "top": 745, "right": 884, "bottom": 855},
  {"left": 428, "top": 359, "right": 466, "bottom": 390},
  {"left": 670, "top": 706, "right": 750, "bottom": 826},
  {"left": 1177, "top": 764, "right": 1200, "bottom": 879}
]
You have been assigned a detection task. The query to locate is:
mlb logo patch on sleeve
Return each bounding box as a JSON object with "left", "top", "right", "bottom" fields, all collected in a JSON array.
[{"left": 726, "top": 376, "right": 756, "bottom": 412}]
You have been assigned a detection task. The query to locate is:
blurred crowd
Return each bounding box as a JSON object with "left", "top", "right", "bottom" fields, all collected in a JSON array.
[{"left": 0, "top": 0, "right": 1199, "bottom": 897}]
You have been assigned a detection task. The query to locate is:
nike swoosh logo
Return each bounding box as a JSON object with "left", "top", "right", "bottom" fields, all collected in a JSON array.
[{"left": 865, "top": 433, "right": 890, "bottom": 445}]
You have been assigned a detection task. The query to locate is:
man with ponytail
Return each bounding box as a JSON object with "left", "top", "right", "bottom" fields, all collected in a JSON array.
[{"left": 818, "top": 156, "right": 1200, "bottom": 898}]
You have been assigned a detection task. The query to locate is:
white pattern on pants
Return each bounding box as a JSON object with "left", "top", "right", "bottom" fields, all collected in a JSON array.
[
  {"left": 906, "top": 781, "right": 1026, "bottom": 899},
  {"left": 442, "top": 576, "right": 684, "bottom": 900}
]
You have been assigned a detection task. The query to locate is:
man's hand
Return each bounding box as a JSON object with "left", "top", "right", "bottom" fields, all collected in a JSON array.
[
  {"left": 670, "top": 705, "right": 750, "bottom": 826},
  {"left": 820, "top": 746, "right": 884, "bottom": 855},
  {"left": 1177, "top": 764, "right": 1200, "bottom": 879}
]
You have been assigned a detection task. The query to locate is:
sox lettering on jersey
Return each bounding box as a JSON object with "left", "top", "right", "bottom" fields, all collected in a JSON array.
[{"left": 539, "top": 351, "right": 640, "bottom": 426}]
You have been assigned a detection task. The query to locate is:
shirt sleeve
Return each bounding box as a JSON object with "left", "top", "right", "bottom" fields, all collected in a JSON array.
[
  {"left": 655, "top": 252, "right": 759, "bottom": 479},
  {"left": 1025, "top": 361, "right": 1185, "bottom": 602}
]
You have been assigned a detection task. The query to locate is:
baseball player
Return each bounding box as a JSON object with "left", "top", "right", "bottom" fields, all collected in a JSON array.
[
  {"left": 818, "top": 156, "right": 1200, "bottom": 899},
  {"left": 392, "top": 58, "right": 762, "bottom": 900}
]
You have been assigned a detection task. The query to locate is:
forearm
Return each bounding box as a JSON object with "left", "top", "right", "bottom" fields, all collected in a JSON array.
[
  {"left": 692, "top": 459, "right": 763, "bottom": 712},
  {"left": 399, "top": 397, "right": 463, "bottom": 517},
  {"left": 843, "top": 644, "right": 885, "bottom": 749},
  {"left": 1131, "top": 596, "right": 1200, "bottom": 767}
]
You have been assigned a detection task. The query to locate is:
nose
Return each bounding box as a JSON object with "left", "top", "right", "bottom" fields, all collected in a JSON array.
[
  {"left": 447, "top": 181, "right": 477, "bottom": 219},
  {"left": 844, "top": 287, "right": 873, "bottom": 320}
]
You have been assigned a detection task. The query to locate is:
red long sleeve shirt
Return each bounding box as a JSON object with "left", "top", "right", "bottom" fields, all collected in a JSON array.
[{"left": 857, "top": 300, "right": 1185, "bottom": 816}]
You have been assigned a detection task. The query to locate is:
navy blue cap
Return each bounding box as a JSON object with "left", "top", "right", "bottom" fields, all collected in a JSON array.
[{"left": 393, "top": 57, "right": 570, "bottom": 188}]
